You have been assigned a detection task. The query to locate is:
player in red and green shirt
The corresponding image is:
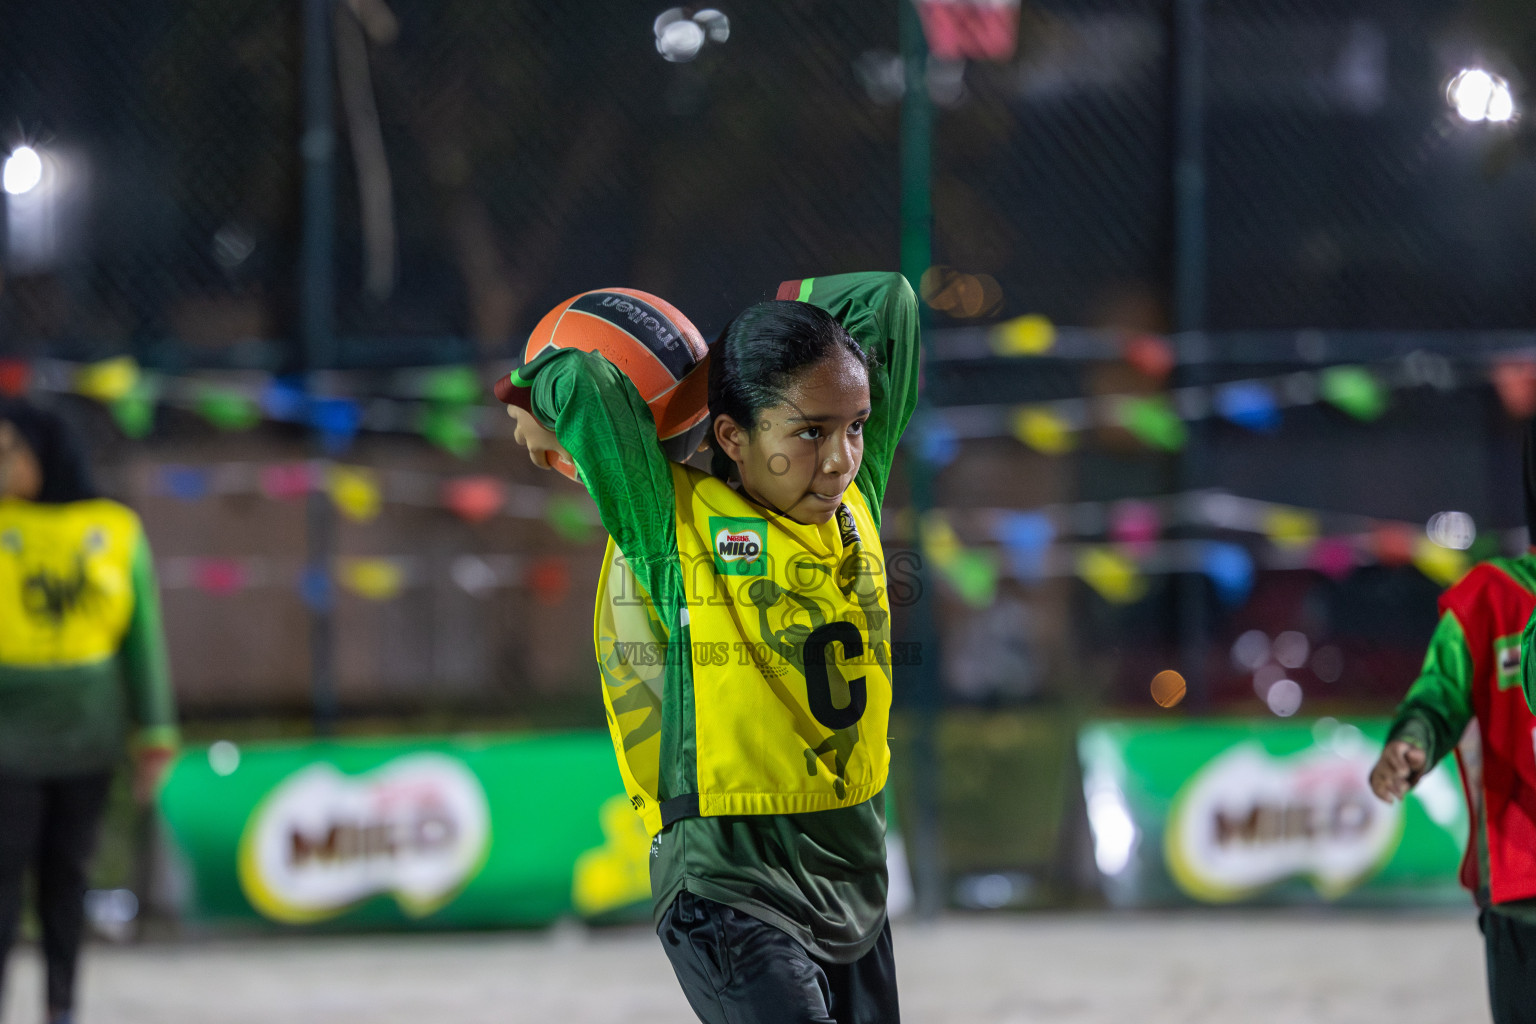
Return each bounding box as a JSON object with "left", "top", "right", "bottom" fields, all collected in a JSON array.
[{"left": 1374, "top": 422, "right": 1536, "bottom": 1024}]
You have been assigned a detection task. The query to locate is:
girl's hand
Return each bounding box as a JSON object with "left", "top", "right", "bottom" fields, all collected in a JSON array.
[
  {"left": 1368, "top": 740, "right": 1427, "bottom": 803},
  {"left": 507, "top": 406, "right": 572, "bottom": 471}
]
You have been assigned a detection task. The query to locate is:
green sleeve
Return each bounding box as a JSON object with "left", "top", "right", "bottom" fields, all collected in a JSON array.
[
  {"left": 796, "top": 272, "right": 921, "bottom": 518},
  {"left": 1523, "top": 607, "right": 1536, "bottom": 715},
  {"left": 523, "top": 348, "right": 679, "bottom": 568},
  {"left": 119, "top": 530, "right": 179, "bottom": 749},
  {"left": 1388, "top": 611, "right": 1474, "bottom": 768}
]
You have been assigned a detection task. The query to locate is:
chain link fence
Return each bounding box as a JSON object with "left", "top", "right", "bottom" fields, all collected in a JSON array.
[
  {"left": 5, "top": 0, "right": 1536, "bottom": 909},
  {"left": 2, "top": 0, "right": 1534, "bottom": 714},
  {"left": 3, "top": 0, "right": 1532, "bottom": 362}
]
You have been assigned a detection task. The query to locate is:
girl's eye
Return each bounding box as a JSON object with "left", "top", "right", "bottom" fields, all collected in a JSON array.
[
  {"left": 798, "top": 427, "right": 822, "bottom": 440},
  {"left": 849, "top": 420, "right": 865, "bottom": 436}
]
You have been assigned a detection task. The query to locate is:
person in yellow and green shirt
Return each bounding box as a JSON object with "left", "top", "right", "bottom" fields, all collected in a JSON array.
[
  {"left": 0, "top": 401, "right": 179, "bottom": 1024},
  {"left": 498, "top": 272, "right": 917, "bottom": 1024}
]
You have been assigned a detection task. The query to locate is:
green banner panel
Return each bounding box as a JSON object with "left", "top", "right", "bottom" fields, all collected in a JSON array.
[
  {"left": 158, "top": 732, "right": 650, "bottom": 929},
  {"left": 1078, "top": 718, "right": 1469, "bottom": 907}
]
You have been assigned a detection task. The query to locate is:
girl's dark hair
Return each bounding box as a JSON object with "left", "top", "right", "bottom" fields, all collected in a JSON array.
[
  {"left": 0, "top": 399, "right": 98, "bottom": 503},
  {"left": 706, "top": 300, "right": 872, "bottom": 481}
]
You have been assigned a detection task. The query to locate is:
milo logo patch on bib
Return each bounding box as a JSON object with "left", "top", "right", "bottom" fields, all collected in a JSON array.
[{"left": 710, "top": 517, "right": 767, "bottom": 576}]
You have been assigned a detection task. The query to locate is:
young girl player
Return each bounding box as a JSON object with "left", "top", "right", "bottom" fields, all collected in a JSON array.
[{"left": 498, "top": 272, "right": 918, "bottom": 1023}]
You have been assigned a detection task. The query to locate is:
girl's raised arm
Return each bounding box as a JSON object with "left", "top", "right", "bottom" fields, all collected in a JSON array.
[
  {"left": 500, "top": 348, "right": 679, "bottom": 573},
  {"left": 776, "top": 272, "right": 920, "bottom": 517}
]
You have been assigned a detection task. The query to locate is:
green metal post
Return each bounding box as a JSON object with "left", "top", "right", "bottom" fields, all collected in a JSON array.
[
  {"left": 1171, "top": 0, "right": 1209, "bottom": 711},
  {"left": 899, "top": 0, "right": 946, "bottom": 920},
  {"left": 302, "top": 0, "right": 338, "bottom": 734}
]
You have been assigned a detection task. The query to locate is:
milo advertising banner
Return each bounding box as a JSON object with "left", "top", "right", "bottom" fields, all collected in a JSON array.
[
  {"left": 1078, "top": 718, "right": 1469, "bottom": 907},
  {"left": 158, "top": 732, "right": 651, "bottom": 929}
]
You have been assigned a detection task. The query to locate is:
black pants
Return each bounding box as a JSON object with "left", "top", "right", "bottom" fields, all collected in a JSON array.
[
  {"left": 0, "top": 772, "right": 114, "bottom": 1014},
  {"left": 658, "top": 891, "right": 899, "bottom": 1024},
  {"left": 1483, "top": 908, "right": 1536, "bottom": 1024}
]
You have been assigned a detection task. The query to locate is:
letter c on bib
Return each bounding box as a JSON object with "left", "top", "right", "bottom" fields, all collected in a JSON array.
[{"left": 803, "top": 621, "right": 867, "bottom": 731}]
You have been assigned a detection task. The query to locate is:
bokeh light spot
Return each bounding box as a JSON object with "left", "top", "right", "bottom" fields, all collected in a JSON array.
[
  {"left": 1150, "top": 669, "right": 1186, "bottom": 708},
  {"left": 1230, "top": 629, "right": 1270, "bottom": 671},
  {"left": 1264, "top": 678, "right": 1303, "bottom": 717}
]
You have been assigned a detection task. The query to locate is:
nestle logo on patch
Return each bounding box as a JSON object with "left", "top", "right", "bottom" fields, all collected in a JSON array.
[{"left": 715, "top": 528, "right": 761, "bottom": 562}]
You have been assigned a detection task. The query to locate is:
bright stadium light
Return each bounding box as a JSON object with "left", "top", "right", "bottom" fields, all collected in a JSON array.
[
  {"left": 1448, "top": 68, "right": 1517, "bottom": 123},
  {"left": 3, "top": 145, "right": 43, "bottom": 195},
  {"left": 654, "top": 7, "right": 729, "bottom": 63},
  {"left": 1426, "top": 510, "right": 1476, "bottom": 550}
]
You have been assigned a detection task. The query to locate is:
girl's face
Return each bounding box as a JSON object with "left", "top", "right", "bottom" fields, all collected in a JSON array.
[
  {"left": 715, "top": 348, "right": 871, "bottom": 526},
  {"left": 0, "top": 421, "right": 41, "bottom": 501}
]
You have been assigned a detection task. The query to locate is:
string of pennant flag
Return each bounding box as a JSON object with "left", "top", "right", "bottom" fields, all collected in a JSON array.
[
  {"left": 1, "top": 356, "right": 517, "bottom": 457},
  {"left": 157, "top": 552, "right": 573, "bottom": 607},
  {"left": 7, "top": 321, "right": 1536, "bottom": 460},
  {"left": 141, "top": 452, "right": 1519, "bottom": 610},
  {"left": 138, "top": 458, "right": 599, "bottom": 537},
  {"left": 11, "top": 330, "right": 1532, "bottom": 613},
  {"left": 908, "top": 489, "right": 1524, "bottom": 611},
  {"left": 919, "top": 318, "right": 1536, "bottom": 457}
]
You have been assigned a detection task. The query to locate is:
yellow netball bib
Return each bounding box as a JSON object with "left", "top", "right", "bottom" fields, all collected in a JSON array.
[
  {"left": 594, "top": 464, "right": 892, "bottom": 835},
  {"left": 0, "top": 499, "right": 141, "bottom": 667}
]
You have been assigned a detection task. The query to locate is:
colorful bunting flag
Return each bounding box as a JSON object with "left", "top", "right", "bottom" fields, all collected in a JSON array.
[
  {"left": 921, "top": 511, "right": 963, "bottom": 569},
  {"left": 914, "top": 0, "right": 1021, "bottom": 62},
  {"left": 528, "top": 557, "right": 571, "bottom": 605},
  {"left": 1109, "top": 500, "right": 1160, "bottom": 552},
  {"left": 1320, "top": 365, "right": 1386, "bottom": 422},
  {"left": 159, "top": 465, "right": 210, "bottom": 502},
  {"left": 1119, "top": 396, "right": 1188, "bottom": 452},
  {"left": 0, "top": 360, "right": 30, "bottom": 397},
  {"left": 419, "top": 404, "right": 479, "bottom": 459},
  {"left": 421, "top": 365, "right": 483, "bottom": 406},
  {"left": 1371, "top": 522, "right": 1417, "bottom": 567},
  {"left": 1412, "top": 536, "right": 1468, "bottom": 587},
  {"left": 1262, "top": 507, "right": 1319, "bottom": 549},
  {"left": 943, "top": 549, "right": 998, "bottom": 609},
  {"left": 1215, "top": 381, "right": 1281, "bottom": 432},
  {"left": 309, "top": 397, "right": 362, "bottom": 454},
  {"left": 1492, "top": 359, "right": 1536, "bottom": 418},
  {"left": 1123, "top": 334, "right": 1175, "bottom": 382},
  {"left": 992, "top": 315, "right": 1055, "bottom": 357},
  {"left": 299, "top": 565, "right": 332, "bottom": 612},
  {"left": 196, "top": 386, "right": 261, "bottom": 432},
  {"left": 110, "top": 387, "right": 159, "bottom": 439},
  {"left": 259, "top": 463, "right": 315, "bottom": 501},
  {"left": 75, "top": 356, "right": 141, "bottom": 403},
  {"left": 442, "top": 475, "right": 506, "bottom": 524},
  {"left": 1011, "top": 406, "right": 1074, "bottom": 455},
  {"left": 545, "top": 494, "right": 595, "bottom": 544},
  {"left": 1077, "top": 546, "right": 1146, "bottom": 604},
  {"left": 450, "top": 554, "right": 501, "bottom": 597},
  {"left": 995, "top": 510, "right": 1054, "bottom": 580},
  {"left": 192, "top": 558, "right": 246, "bottom": 596},
  {"left": 327, "top": 465, "right": 382, "bottom": 523},
  {"left": 1306, "top": 537, "right": 1356, "bottom": 580},
  {"left": 917, "top": 414, "right": 959, "bottom": 468},
  {"left": 1201, "top": 542, "right": 1254, "bottom": 605},
  {"left": 261, "top": 378, "right": 309, "bottom": 422},
  {"left": 338, "top": 557, "right": 405, "bottom": 601}
]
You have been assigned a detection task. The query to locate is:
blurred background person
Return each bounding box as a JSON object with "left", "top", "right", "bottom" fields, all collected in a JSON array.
[{"left": 0, "top": 400, "right": 179, "bottom": 1024}]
